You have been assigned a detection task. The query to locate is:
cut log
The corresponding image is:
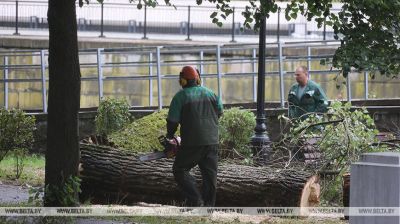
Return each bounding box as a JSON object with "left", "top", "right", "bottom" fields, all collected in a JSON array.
[{"left": 79, "top": 143, "right": 320, "bottom": 207}]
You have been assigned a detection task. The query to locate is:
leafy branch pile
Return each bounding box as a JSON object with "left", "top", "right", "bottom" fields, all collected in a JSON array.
[
  {"left": 276, "top": 101, "right": 396, "bottom": 204},
  {"left": 317, "top": 102, "right": 381, "bottom": 170},
  {"left": 278, "top": 101, "right": 388, "bottom": 172},
  {"left": 109, "top": 109, "right": 170, "bottom": 153}
]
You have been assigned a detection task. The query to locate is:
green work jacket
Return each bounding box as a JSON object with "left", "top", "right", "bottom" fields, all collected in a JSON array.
[
  {"left": 167, "top": 85, "right": 223, "bottom": 147},
  {"left": 288, "top": 80, "right": 328, "bottom": 119}
]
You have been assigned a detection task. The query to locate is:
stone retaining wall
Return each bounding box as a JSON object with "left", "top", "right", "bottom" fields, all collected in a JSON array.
[{"left": 31, "top": 99, "right": 400, "bottom": 153}]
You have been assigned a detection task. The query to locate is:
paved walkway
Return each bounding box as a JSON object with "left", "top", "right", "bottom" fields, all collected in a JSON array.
[
  {"left": 0, "top": 28, "right": 317, "bottom": 44},
  {"left": 0, "top": 183, "right": 30, "bottom": 204},
  {"left": 0, "top": 27, "right": 326, "bottom": 50}
]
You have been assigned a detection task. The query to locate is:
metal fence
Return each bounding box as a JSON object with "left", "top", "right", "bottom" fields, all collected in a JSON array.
[
  {"left": 0, "top": 0, "right": 337, "bottom": 41},
  {"left": 1, "top": 40, "right": 399, "bottom": 113}
]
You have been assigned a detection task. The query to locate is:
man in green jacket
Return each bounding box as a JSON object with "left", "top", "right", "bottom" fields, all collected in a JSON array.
[
  {"left": 288, "top": 66, "right": 329, "bottom": 119},
  {"left": 166, "top": 66, "right": 223, "bottom": 207}
]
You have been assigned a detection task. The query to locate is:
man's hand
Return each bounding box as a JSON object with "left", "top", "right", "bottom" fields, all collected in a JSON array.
[{"left": 165, "top": 136, "right": 181, "bottom": 158}]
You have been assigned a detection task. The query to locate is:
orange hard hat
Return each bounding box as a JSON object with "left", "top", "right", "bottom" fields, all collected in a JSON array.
[{"left": 180, "top": 66, "right": 199, "bottom": 80}]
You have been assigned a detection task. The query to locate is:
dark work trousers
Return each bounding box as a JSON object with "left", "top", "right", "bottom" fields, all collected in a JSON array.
[{"left": 173, "top": 144, "right": 218, "bottom": 207}]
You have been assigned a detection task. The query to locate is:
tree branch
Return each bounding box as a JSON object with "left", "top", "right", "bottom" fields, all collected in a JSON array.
[{"left": 294, "top": 118, "right": 344, "bottom": 135}]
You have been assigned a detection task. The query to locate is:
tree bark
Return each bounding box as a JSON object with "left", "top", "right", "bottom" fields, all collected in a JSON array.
[
  {"left": 80, "top": 144, "right": 320, "bottom": 207},
  {"left": 45, "top": 0, "right": 81, "bottom": 206}
]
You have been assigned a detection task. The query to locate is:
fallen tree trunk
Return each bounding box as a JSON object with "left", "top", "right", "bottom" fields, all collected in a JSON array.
[{"left": 79, "top": 143, "right": 320, "bottom": 207}]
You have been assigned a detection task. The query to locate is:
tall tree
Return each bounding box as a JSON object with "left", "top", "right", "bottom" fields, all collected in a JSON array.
[
  {"left": 201, "top": 0, "right": 400, "bottom": 77},
  {"left": 45, "top": 0, "right": 81, "bottom": 206},
  {"left": 283, "top": 0, "right": 400, "bottom": 77}
]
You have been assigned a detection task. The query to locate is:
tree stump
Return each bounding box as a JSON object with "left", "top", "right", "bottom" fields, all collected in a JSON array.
[{"left": 79, "top": 143, "right": 320, "bottom": 207}]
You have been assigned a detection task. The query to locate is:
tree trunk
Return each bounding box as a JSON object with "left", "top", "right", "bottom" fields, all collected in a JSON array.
[
  {"left": 45, "top": 0, "right": 81, "bottom": 206},
  {"left": 80, "top": 144, "right": 320, "bottom": 207}
]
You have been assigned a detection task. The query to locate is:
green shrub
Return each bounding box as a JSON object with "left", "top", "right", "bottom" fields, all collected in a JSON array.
[
  {"left": 109, "top": 109, "right": 172, "bottom": 153},
  {"left": 10, "top": 148, "right": 28, "bottom": 179},
  {"left": 0, "top": 108, "right": 35, "bottom": 162},
  {"left": 44, "top": 175, "right": 81, "bottom": 206},
  {"left": 95, "top": 97, "right": 131, "bottom": 136},
  {"left": 219, "top": 107, "right": 256, "bottom": 157}
]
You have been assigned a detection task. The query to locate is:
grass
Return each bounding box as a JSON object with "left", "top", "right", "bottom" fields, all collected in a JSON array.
[
  {"left": 0, "top": 153, "right": 45, "bottom": 186},
  {"left": 0, "top": 201, "right": 33, "bottom": 207}
]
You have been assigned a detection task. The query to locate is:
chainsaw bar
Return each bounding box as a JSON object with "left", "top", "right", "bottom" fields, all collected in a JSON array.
[{"left": 139, "top": 151, "right": 166, "bottom": 161}]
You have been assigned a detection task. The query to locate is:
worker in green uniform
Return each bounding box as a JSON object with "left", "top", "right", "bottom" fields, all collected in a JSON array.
[
  {"left": 166, "top": 66, "right": 223, "bottom": 207},
  {"left": 288, "top": 66, "right": 329, "bottom": 119}
]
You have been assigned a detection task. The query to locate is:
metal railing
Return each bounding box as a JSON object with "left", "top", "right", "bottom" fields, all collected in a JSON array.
[
  {"left": 2, "top": 40, "right": 398, "bottom": 113},
  {"left": 0, "top": 0, "right": 337, "bottom": 41}
]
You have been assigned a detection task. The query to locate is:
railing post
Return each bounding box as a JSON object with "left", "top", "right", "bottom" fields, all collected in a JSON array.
[
  {"left": 3, "top": 56, "right": 8, "bottom": 109},
  {"left": 346, "top": 74, "right": 352, "bottom": 102},
  {"left": 277, "top": 7, "right": 281, "bottom": 42},
  {"left": 97, "top": 48, "right": 104, "bottom": 104},
  {"left": 13, "top": 0, "right": 20, "bottom": 35},
  {"left": 99, "top": 2, "right": 105, "bottom": 38},
  {"left": 186, "top": 6, "right": 191, "bottom": 41},
  {"left": 252, "top": 48, "right": 257, "bottom": 102},
  {"left": 278, "top": 41, "right": 285, "bottom": 108},
  {"left": 199, "top": 51, "right": 204, "bottom": 86},
  {"left": 156, "top": 46, "right": 162, "bottom": 110},
  {"left": 323, "top": 21, "right": 326, "bottom": 41},
  {"left": 216, "top": 45, "right": 222, "bottom": 99},
  {"left": 40, "top": 50, "right": 47, "bottom": 113},
  {"left": 142, "top": 5, "right": 148, "bottom": 39},
  {"left": 148, "top": 52, "right": 153, "bottom": 106},
  {"left": 230, "top": 7, "right": 236, "bottom": 43},
  {"left": 307, "top": 46, "right": 311, "bottom": 80},
  {"left": 364, "top": 71, "right": 369, "bottom": 100}
]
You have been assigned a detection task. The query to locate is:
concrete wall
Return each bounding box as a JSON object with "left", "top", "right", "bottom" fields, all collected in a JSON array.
[
  {"left": 31, "top": 99, "right": 400, "bottom": 153},
  {"left": 350, "top": 152, "right": 400, "bottom": 224}
]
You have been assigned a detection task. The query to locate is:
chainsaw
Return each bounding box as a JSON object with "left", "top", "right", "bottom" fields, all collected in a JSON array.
[{"left": 138, "top": 135, "right": 181, "bottom": 161}]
